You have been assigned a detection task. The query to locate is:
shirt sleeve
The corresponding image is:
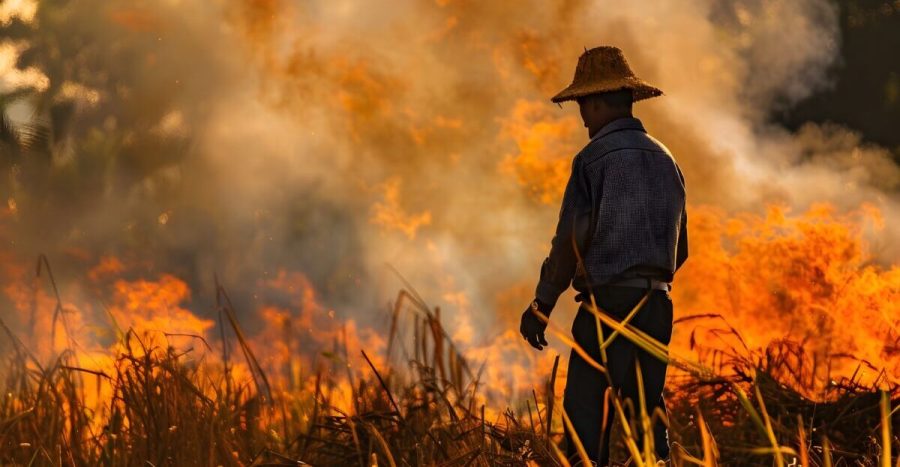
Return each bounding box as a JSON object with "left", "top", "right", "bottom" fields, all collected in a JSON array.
[
  {"left": 675, "top": 207, "right": 688, "bottom": 271},
  {"left": 534, "top": 155, "right": 589, "bottom": 312},
  {"left": 675, "top": 163, "right": 688, "bottom": 271}
]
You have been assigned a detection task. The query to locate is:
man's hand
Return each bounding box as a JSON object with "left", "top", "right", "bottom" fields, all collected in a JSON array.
[{"left": 520, "top": 300, "right": 550, "bottom": 350}]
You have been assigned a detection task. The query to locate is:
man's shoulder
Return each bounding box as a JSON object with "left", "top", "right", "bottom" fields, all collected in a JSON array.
[
  {"left": 643, "top": 132, "right": 675, "bottom": 158},
  {"left": 578, "top": 128, "right": 672, "bottom": 166}
]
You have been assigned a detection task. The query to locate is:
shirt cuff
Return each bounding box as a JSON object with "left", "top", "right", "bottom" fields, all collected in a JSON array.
[{"left": 535, "top": 280, "right": 566, "bottom": 314}]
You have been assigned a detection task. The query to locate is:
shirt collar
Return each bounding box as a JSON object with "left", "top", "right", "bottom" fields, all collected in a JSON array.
[{"left": 589, "top": 117, "right": 646, "bottom": 141}]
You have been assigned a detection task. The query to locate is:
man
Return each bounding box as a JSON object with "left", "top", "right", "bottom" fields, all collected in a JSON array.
[{"left": 519, "top": 46, "right": 688, "bottom": 465}]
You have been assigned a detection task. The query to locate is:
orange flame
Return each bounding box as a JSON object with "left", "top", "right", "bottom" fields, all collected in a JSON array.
[
  {"left": 672, "top": 203, "right": 900, "bottom": 394},
  {"left": 499, "top": 100, "right": 581, "bottom": 205},
  {"left": 370, "top": 177, "right": 433, "bottom": 239}
]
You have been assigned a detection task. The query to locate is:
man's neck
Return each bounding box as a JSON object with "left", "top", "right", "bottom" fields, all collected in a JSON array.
[{"left": 588, "top": 112, "right": 634, "bottom": 139}]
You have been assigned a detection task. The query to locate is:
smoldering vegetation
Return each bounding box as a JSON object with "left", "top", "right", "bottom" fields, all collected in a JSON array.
[
  {"left": 0, "top": 271, "right": 897, "bottom": 465},
  {"left": 2, "top": 0, "right": 899, "bottom": 330},
  {"left": 1, "top": 0, "right": 899, "bottom": 466}
]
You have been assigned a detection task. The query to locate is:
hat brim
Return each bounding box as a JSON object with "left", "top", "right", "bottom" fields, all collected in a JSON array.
[{"left": 551, "top": 77, "right": 663, "bottom": 103}]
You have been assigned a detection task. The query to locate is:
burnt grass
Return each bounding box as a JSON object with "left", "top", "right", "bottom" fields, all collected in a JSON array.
[{"left": 0, "top": 286, "right": 897, "bottom": 466}]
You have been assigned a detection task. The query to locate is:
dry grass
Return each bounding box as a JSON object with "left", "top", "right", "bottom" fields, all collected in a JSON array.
[{"left": 0, "top": 279, "right": 897, "bottom": 466}]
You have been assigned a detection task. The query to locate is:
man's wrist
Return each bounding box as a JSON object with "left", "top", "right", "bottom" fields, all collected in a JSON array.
[
  {"left": 530, "top": 298, "right": 552, "bottom": 316},
  {"left": 534, "top": 281, "right": 563, "bottom": 312}
]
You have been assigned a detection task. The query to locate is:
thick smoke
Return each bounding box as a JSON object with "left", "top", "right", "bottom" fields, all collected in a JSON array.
[{"left": 1, "top": 0, "right": 897, "bottom": 357}]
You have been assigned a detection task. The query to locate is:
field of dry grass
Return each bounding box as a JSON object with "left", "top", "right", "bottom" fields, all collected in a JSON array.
[{"left": 0, "top": 275, "right": 897, "bottom": 467}]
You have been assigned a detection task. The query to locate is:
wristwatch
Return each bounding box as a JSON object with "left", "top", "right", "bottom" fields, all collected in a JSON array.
[{"left": 530, "top": 300, "right": 540, "bottom": 313}]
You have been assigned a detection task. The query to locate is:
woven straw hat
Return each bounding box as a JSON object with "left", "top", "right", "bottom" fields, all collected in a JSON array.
[{"left": 551, "top": 46, "right": 663, "bottom": 103}]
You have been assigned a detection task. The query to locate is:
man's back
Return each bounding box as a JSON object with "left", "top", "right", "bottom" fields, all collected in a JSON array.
[
  {"left": 576, "top": 117, "right": 688, "bottom": 286},
  {"left": 531, "top": 116, "right": 688, "bottom": 311}
]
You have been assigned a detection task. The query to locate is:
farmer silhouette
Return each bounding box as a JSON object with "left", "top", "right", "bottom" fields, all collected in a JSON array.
[{"left": 519, "top": 46, "right": 688, "bottom": 466}]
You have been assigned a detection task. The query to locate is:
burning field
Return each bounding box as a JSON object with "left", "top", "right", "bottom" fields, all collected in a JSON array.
[{"left": 1, "top": 0, "right": 899, "bottom": 465}]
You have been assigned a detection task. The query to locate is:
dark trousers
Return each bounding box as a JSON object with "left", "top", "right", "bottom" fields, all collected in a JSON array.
[{"left": 563, "top": 286, "right": 674, "bottom": 466}]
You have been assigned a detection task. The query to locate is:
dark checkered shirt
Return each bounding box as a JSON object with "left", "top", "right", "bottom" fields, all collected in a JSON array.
[{"left": 534, "top": 117, "right": 688, "bottom": 312}]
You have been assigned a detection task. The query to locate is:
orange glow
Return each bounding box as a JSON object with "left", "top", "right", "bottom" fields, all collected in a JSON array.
[
  {"left": 109, "top": 275, "right": 214, "bottom": 344},
  {"left": 108, "top": 7, "right": 162, "bottom": 33},
  {"left": 1, "top": 199, "right": 896, "bottom": 430},
  {"left": 370, "top": 177, "right": 433, "bottom": 239},
  {"left": 499, "top": 99, "right": 581, "bottom": 205},
  {"left": 671, "top": 203, "right": 900, "bottom": 394}
]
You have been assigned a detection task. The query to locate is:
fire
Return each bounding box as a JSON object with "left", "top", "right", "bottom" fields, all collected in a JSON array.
[
  {"left": 3, "top": 1, "right": 898, "bottom": 462},
  {"left": 0, "top": 185, "right": 898, "bottom": 464},
  {"left": 671, "top": 202, "right": 900, "bottom": 394},
  {"left": 491, "top": 97, "right": 900, "bottom": 394},
  {"left": 109, "top": 275, "right": 214, "bottom": 344},
  {"left": 251, "top": 269, "right": 388, "bottom": 413},
  {"left": 370, "top": 177, "right": 433, "bottom": 239},
  {"left": 499, "top": 99, "right": 581, "bottom": 205}
]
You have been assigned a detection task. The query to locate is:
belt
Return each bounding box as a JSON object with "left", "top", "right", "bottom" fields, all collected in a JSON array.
[{"left": 604, "top": 277, "right": 672, "bottom": 292}]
